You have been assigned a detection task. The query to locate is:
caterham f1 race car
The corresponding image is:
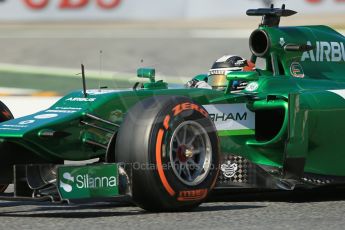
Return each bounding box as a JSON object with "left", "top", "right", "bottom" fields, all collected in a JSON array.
[{"left": 0, "top": 5, "right": 345, "bottom": 211}]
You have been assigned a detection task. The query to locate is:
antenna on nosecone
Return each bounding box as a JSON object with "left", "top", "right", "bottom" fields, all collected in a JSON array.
[
  {"left": 99, "top": 50, "right": 103, "bottom": 91},
  {"left": 140, "top": 59, "right": 144, "bottom": 77}
]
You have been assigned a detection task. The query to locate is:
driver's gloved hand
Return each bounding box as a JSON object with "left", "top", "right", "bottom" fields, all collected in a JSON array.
[{"left": 185, "top": 79, "right": 212, "bottom": 89}]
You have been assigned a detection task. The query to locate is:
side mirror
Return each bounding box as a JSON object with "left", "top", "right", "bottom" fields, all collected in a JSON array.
[
  {"left": 226, "top": 71, "right": 259, "bottom": 82},
  {"left": 137, "top": 68, "right": 155, "bottom": 83}
]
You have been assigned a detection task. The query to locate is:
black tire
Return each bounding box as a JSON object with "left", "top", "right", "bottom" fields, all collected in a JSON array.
[
  {"left": 0, "top": 101, "right": 14, "bottom": 193},
  {"left": 0, "top": 101, "right": 13, "bottom": 122},
  {"left": 115, "top": 96, "right": 220, "bottom": 212}
]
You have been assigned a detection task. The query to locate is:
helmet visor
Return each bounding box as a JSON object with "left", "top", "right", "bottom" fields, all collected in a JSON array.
[{"left": 208, "top": 74, "right": 227, "bottom": 88}]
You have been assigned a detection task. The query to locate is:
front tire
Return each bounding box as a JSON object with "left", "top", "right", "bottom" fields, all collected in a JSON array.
[
  {"left": 115, "top": 96, "right": 220, "bottom": 211},
  {"left": 0, "top": 101, "right": 14, "bottom": 193}
]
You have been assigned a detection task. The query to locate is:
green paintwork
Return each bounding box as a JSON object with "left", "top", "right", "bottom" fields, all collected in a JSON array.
[
  {"left": 218, "top": 129, "right": 255, "bottom": 136},
  {"left": 227, "top": 71, "right": 259, "bottom": 82},
  {"left": 0, "top": 18, "right": 345, "bottom": 182},
  {"left": 58, "top": 164, "right": 119, "bottom": 199},
  {"left": 137, "top": 68, "right": 155, "bottom": 82},
  {"left": 137, "top": 67, "right": 168, "bottom": 89},
  {"left": 193, "top": 74, "right": 208, "bottom": 82}
]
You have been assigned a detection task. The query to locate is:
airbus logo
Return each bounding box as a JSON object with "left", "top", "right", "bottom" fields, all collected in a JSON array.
[{"left": 301, "top": 41, "right": 345, "bottom": 62}]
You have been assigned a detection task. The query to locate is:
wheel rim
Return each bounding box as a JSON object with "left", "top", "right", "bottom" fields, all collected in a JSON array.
[{"left": 169, "top": 121, "right": 212, "bottom": 186}]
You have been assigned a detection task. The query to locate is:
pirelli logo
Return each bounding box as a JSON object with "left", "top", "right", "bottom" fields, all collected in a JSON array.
[{"left": 177, "top": 189, "right": 208, "bottom": 201}]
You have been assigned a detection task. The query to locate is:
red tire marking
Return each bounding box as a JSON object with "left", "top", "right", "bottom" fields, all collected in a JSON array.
[
  {"left": 177, "top": 188, "right": 208, "bottom": 201},
  {"left": 163, "top": 115, "right": 170, "bottom": 130},
  {"left": 156, "top": 128, "right": 175, "bottom": 196},
  {"left": 172, "top": 103, "right": 208, "bottom": 117}
]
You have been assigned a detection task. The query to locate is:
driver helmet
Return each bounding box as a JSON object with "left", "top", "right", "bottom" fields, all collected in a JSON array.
[{"left": 208, "top": 55, "right": 254, "bottom": 90}]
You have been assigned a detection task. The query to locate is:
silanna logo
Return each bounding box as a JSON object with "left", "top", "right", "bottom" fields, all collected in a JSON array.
[
  {"left": 301, "top": 41, "right": 345, "bottom": 62},
  {"left": 59, "top": 172, "right": 117, "bottom": 193},
  {"left": 21, "top": 0, "right": 122, "bottom": 10}
]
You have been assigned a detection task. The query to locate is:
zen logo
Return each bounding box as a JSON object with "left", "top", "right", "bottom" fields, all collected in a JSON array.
[{"left": 301, "top": 41, "right": 345, "bottom": 62}]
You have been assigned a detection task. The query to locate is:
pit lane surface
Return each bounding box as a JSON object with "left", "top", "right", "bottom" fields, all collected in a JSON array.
[{"left": 1, "top": 189, "right": 345, "bottom": 230}]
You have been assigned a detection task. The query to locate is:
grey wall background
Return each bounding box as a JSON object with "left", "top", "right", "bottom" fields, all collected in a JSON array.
[{"left": 0, "top": 0, "right": 343, "bottom": 21}]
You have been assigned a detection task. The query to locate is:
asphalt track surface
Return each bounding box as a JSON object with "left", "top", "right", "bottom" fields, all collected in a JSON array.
[
  {"left": 2, "top": 188, "right": 345, "bottom": 230},
  {"left": 1, "top": 23, "right": 345, "bottom": 229}
]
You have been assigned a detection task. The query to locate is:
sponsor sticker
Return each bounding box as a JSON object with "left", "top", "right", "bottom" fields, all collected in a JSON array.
[
  {"left": 3, "top": 124, "right": 28, "bottom": 128},
  {"left": 66, "top": 97, "right": 96, "bottom": 102},
  {"left": 18, "top": 120, "right": 35, "bottom": 125},
  {"left": 328, "top": 89, "right": 345, "bottom": 100},
  {"left": 220, "top": 161, "right": 238, "bottom": 178},
  {"left": 203, "top": 103, "right": 255, "bottom": 136},
  {"left": 290, "top": 62, "right": 305, "bottom": 78},
  {"left": 55, "top": 107, "right": 82, "bottom": 110},
  {"left": 86, "top": 89, "right": 125, "bottom": 95},
  {"left": 177, "top": 189, "right": 208, "bottom": 201},
  {"left": 34, "top": 113, "right": 58, "bottom": 119},
  {"left": 0, "top": 127, "right": 20, "bottom": 131},
  {"left": 301, "top": 41, "right": 345, "bottom": 62},
  {"left": 245, "top": 82, "right": 259, "bottom": 92},
  {"left": 45, "top": 110, "right": 77, "bottom": 114},
  {"left": 58, "top": 164, "right": 119, "bottom": 199}
]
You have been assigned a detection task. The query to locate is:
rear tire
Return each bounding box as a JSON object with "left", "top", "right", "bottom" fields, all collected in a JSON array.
[
  {"left": 0, "top": 101, "right": 14, "bottom": 193},
  {"left": 115, "top": 96, "right": 220, "bottom": 212}
]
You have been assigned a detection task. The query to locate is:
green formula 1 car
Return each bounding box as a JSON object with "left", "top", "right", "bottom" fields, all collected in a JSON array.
[{"left": 0, "top": 5, "right": 345, "bottom": 211}]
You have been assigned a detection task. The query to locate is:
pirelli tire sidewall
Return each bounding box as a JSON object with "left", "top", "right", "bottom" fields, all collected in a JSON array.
[{"left": 115, "top": 95, "right": 220, "bottom": 211}]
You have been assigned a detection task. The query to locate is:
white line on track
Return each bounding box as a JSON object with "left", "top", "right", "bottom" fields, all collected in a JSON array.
[
  {"left": 0, "top": 62, "right": 188, "bottom": 83},
  {"left": 0, "top": 87, "right": 38, "bottom": 95},
  {"left": 1, "top": 96, "right": 61, "bottom": 118},
  {"left": 0, "top": 62, "right": 129, "bottom": 80}
]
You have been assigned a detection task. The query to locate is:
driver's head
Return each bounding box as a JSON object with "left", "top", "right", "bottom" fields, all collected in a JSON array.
[{"left": 208, "top": 55, "right": 250, "bottom": 90}]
